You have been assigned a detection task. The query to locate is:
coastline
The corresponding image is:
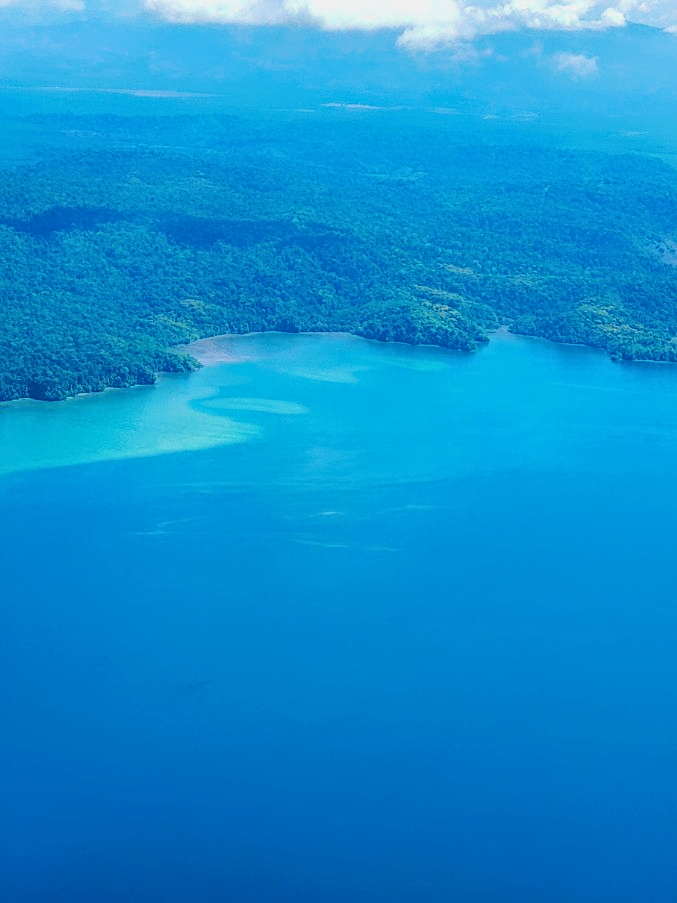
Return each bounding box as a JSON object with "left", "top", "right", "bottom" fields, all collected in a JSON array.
[
  {"left": 3, "top": 326, "right": 673, "bottom": 410},
  {"left": 179, "top": 328, "right": 486, "bottom": 369},
  {"left": 182, "top": 325, "right": 677, "bottom": 376},
  {"left": 177, "top": 331, "right": 370, "bottom": 368}
]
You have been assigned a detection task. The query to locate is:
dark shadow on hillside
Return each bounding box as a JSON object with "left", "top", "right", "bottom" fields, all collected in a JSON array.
[
  {"left": 0, "top": 206, "right": 129, "bottom": 236},
  {"left": 0, "top": 207, "right": 353, "bottom": 257},
  {"left": 158, "top": 215, "right": 348, "bottom": 251}
]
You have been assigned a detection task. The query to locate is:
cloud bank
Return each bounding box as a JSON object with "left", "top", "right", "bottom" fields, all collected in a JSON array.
[
  {"left": 141, "top": 0, "right": 677, "bottom": 45},
  {"left": 2, "top": 0, "right": 677, "bottom": 46}
]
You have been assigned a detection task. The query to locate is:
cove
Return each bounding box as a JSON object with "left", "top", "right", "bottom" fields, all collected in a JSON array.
[{"left": 2, "top": 331, "right": 677, "bottom": 902}]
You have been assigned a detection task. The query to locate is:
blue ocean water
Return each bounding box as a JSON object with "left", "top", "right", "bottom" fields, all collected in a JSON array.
[{"left": 2, "top": 332, "right": 677, "bottom": 902}]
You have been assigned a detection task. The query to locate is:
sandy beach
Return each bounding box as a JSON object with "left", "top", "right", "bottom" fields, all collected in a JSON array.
[{"left": 178, "top": 335, "right": 254, "bottom": 367}]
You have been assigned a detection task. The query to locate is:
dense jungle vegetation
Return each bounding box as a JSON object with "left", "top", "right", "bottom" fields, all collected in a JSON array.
[{"left": 1, "top": 112, "right": 677, "bottom": 400}]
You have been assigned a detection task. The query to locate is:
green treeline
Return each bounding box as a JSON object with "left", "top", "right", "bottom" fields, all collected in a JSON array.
[{"left": 0, "top": 115, "right": 676, "bottom": 400}]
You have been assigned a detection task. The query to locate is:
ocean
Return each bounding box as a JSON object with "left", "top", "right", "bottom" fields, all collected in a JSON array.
[{"left": 2, "top": 331, "right": 677, "bottom": 901}]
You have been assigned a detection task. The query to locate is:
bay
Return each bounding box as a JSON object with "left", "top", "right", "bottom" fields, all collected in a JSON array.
[{"left": 2, "top": 331, "right": 677, "bottom": 902}]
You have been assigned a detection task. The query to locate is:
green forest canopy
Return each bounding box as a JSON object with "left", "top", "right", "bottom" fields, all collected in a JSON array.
[{"left": 1, "top": 113, "right": 676, "bottom": 400}]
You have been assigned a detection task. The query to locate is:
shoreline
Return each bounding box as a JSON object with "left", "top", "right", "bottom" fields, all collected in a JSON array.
[
  {"left": 180, "top": 328, "right": 491, "bottom": 368},
  {"left": 2, "top": 327, "right": 674, "bottom": 409},
  {"left": 177, "top": 331, "right": 370, "bottom": 367},
  {"left": 179, "top": 325, "right": 610, "bottom": 369}
]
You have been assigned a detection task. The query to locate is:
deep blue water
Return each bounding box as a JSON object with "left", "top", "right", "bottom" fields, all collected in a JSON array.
[{"left": 2, "top": 332, "right": 677, "bottom": 902}]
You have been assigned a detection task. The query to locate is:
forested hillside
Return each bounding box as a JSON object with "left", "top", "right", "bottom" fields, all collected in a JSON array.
[{"left": 1, "top": 114, "right": 677, "bottom": 400}]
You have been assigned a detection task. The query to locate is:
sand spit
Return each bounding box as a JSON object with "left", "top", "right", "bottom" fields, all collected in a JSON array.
[{"left": 179, "top": 336, "right": 255, "bottom": 367}]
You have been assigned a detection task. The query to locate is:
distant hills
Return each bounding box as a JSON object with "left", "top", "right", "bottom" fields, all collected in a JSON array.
[
  {"left": 1, "top": 14, "right": 677, "bottom": 124},
  {"left": 1, "top": 13, "right": 677, "bottom": 400}
]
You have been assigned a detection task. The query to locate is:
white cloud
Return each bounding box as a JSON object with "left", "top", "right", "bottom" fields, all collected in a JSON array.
[
  {"left": 141, "top": 0, "right": 677, "bottom": 44},
  {"left": 2, "top": 0, "right": 677, "bottom": 45},
  {"left": 550, "top": 50, "right": 599, "bottom": 77}
]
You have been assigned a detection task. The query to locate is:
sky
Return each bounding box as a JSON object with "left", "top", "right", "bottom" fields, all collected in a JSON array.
[{"left": 2, "top": 0, "right": 677, "bottom": 48}]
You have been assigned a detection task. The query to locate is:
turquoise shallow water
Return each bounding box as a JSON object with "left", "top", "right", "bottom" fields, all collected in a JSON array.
[{"left": 2, "top": 332, "right": 677, "bottom": 901}]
